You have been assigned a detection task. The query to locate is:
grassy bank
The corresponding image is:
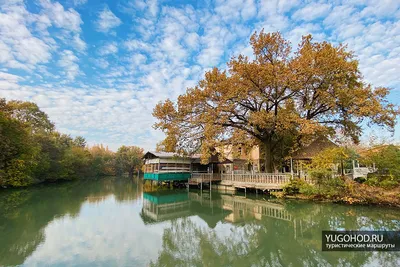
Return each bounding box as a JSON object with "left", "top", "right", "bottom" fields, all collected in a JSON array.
[{"left": 274, "top": 178, "right": 400, "bottom": 208}]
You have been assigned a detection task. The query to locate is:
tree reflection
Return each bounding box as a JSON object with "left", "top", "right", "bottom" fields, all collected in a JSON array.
[
  {"left": 0, "top": 177, "right": 140, "bottom": 266},
  {"left": 149, "top": 191, "right": 400, "bottom": 267}
]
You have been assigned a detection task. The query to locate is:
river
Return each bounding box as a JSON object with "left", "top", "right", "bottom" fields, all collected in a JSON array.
[{"left": 0, "top": 177, "right": 399, "bottom": 266}]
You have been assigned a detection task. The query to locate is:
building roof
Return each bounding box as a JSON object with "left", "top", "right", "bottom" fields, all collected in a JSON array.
[
  {"left": 143, "top": 151, "right": 232, "bottom": 164},
  {"left": 291, "top": 136, "right": 338, "bottom": 160},
  {"left": 191, "top": 153, "right": 232, "bottom": 164},
  {"left": 143, "top": 151, "right": 189, "bottom": 159}
]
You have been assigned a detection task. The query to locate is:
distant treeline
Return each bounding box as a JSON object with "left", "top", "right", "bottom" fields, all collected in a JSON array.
[{"left": 0, "top": 98, "right": 144, "bottom": 187}]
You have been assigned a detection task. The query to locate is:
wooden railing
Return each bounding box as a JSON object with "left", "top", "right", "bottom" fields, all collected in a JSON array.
[
  {"left": 221, "top": 173, "right": 291, "bottom": 185},
  {"left": 189, "top": 173, "right": 221, "bottom": 184}
]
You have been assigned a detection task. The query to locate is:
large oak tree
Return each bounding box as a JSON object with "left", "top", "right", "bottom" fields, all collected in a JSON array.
[{"left": 153, "top": 31, "right": 399, "bottom": 172}]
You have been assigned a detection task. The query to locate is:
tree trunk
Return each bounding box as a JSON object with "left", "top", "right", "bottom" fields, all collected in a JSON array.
[
  {"left": 341, "top": 160, "right": 344, "bottom": 176},
  {"left": 263, "top": 141, "right": 274, "bottom": 173},
  {"left": 128, "top": 167, "right": 134, "bottom": 178}
]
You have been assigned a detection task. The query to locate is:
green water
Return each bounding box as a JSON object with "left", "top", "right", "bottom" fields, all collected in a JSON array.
[{"left": 0, "top": 178, "right": 399, "bottom": 267}]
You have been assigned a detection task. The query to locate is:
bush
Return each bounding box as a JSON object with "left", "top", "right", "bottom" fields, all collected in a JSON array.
[
  {"left": 379, "top": 179, "right": 399, "bottom": 189},
  {"left": 365, "top": 173, "right": 399, "bottom": 189},
  {"left": 365, "top": 176, "right": 379, "bottom": 187},
  {"left": 283, "top": 179, "right": 306, "bottom": 195},
  {"left": 308, "top": 169, "right": 332, "bottom": 185},
  {"left": 299, "top": 183, "right": 318, "bottom": 196},
  {"left": 313, "top": 177, "right": 346, "bottom": 197},
  {"left": 283, "top": 179, "right": 320, "bottom": 196}
]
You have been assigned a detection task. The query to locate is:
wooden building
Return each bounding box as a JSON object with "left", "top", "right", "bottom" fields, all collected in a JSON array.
[
  {"left": 143, "top": 151, "right": 192, "bottom": 181},
  {"left": 143, "top": 151, "right": 232, "bottom": 182},
  {"left": 290, "top": 136, "right": 338, "bottom": 178}
]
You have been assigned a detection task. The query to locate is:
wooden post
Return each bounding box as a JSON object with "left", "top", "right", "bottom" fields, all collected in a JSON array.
[
  {"left": 210, "top": 173, "right": 212, "bottom": 191},
  {"left": 300, "top": 161, "right": 303, "bottom": 179},
  {"left": 290, "top": 158, "right": 293, "bottom": 179},
  {"left": 232, "top": 163, "right": 234, "bottom": 181}
]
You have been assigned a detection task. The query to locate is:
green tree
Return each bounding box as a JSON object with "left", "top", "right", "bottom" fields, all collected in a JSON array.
[
  {"left": 60, "top": 146, "right": 92, "bottom": 179},
  {"left": 115, "top": 146, "right": 144, "bottom": 177},
  {"left": 1, "top": 100, "right": 54, "bottom": 133},
  {"left": 362, "top": 145, "right": 400, "bottom": 178},
  {"left": 0, "top": 107, "right": 39, "bottom": 187},
  {"left": 73, "top": 136, "right": 87, "bottom": 148},
  {"left": 88, "top": 144, "right": 116, "bottom": 176}
]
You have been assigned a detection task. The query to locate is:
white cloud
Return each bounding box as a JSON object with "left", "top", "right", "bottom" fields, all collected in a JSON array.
[
  {"left": 95, "top": 6, "right": 122, "bottom": 33},
  {"left": 98, "top": 42, "right": 118, "bottom": 56},
  {"left": 0, "top": 0, "right": 85, "bottom": 71},
  {"left": 0, "top": 71, "right": 23, "bottom": 82},
  {"left": 58, "top": 50, "right": 80, "bottom": 80},
  {"left": 1, "top": 0, "right": 400, "bottom": 149},
  {"left": 292, "top": 3, "right": 332, "bottom": 21},
  {"left": 94, "top": 58, "right": 110, "bottom": 69},
  {"left": 73, "top": 0, "right": 87, "bottom": 6},
  {"left": 72, "top": 34, "right": 87, "bottom": 52},
  {"left": 0, "top": 2, "right": 52, "bottom": 69},
  {"left": 39, "top": 0, "right": 83, "bottom": 33},
  {"left": 129, "top": 53, "right": 147, "bottom": 67},
  {"left": 323, "top": 5, "right": 356, "bottom": 28}
]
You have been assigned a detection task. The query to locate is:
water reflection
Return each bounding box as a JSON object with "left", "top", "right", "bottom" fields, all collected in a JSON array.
[
  {"left": 0, "top": 177, "right": 142, "bottom": 266},
  {"left": 143, "top": 190, "right": 400, "bottom": 267},
  {"left": 0, "top": 178, "right": 399, "bottom": 266}
]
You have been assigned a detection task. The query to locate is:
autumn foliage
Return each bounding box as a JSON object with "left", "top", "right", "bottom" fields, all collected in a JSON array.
[{"left": 153, "top": 31, "right": 399, "bottom": 172}]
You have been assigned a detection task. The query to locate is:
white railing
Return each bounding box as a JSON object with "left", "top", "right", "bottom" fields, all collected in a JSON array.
[
  {"left": 190, "top": 173, "right": 221, "bottom": 182},
  {"left": 301, "top": 176, "right": 315, "bottom": 184},
  {"left": 153, "top": 168, "right": 191, "bottom": 173},
  {"left": 221, "top": 173, "right": 291, "bottom": 184}
]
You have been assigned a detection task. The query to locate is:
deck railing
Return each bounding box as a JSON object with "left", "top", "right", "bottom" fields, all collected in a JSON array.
[
  {"left": 190, "top": 173, "right": 221, "bottom": 183},
  {"left": 221, "top": 173, "right": 291, "bottom": 184}
]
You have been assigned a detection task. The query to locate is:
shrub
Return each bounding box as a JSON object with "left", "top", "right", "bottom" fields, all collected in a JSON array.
[
  {"left": 308, "top": 169, "right": 332, "bottom": 185},
  {"left": 365, "top": 173, "right": 399, "bottom": 189},
  {"left": 299, "top": 183, "right": 318, "bottom": 196},
  {"left": 317, "top": 177, "right": 346, "bottom": 197},
  {"left": 283, "top": 179, "right": 306, "bottom": 195},
  {"left": 379, "top": 179, "right": 399, "bottom": 189},
  {"left": 365, "top": 176, "right": 379, "bottom": 187}
]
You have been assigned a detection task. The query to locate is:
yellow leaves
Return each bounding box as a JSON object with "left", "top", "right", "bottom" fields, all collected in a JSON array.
[
  {"left": 311, "top": 147, "right": 353, "bottom": 171},
  {"left": 297, "top": 119, "right": 327, "bottom": 136},
  {"left": 152, "top": 29, "right": 398, "bottom": 165},
  {"left": 250, "top": 30, "right": 291, "bottom": 64}
]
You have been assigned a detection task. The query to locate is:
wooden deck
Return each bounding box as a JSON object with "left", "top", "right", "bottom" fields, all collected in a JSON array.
[
  {"left": 189, "top": 172, "right": 313, "bottom": 191},
  {"left": 220, "top": 173, "right": 292, "bottom": 190},
  {"left": 188, "top": 173, "right": 221, "bottom": 186}
]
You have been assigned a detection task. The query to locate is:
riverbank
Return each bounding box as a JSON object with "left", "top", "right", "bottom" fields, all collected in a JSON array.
[{"left": 273, "top": 178, "right": 400, "bottom": 208}]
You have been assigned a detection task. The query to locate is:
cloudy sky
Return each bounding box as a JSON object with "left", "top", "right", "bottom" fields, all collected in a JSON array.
[{"left": 1, "top": 0, "right": 399, "bottom": 150}]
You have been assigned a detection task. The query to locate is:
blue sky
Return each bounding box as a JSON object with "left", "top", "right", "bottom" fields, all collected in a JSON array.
[{"left": 0, "top": 0, "right": 399, "bottom": 150}]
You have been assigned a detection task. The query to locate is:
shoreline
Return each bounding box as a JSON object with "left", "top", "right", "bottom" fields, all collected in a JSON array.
[{"left": 272, "top": 189, "right": 400, "bottom": 208}]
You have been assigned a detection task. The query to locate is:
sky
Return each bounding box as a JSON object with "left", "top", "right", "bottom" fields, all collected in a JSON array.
[{"left": 0, "top": 0, "right": 399, "bottom": 151}]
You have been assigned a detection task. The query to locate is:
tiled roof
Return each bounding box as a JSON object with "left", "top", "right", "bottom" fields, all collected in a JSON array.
[
  {"left": 143, "top": 151, "right": 232, "bottom": 163},
  {"left": 292, "top": 136, "right": 338, "bottom": 160}
]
